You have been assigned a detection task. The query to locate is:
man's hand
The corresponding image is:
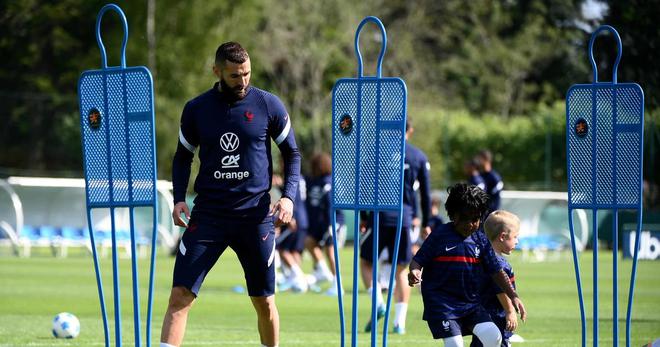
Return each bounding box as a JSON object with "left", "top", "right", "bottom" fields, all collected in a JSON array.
[
  {"left": 359, "top": 220, "right": 368, "bottom": 233},
  {"left": 288, "top": 218, "right": 298, "bottom": 231},
  {"left": 408, "top": 269, "right": 422, "bottom": 287},
  {"left": 172, "top": 201, "right": 190, "bottom": 228},
  {"left": 505, "top": 311, "right": 518, "bottom": 331},
  {"left": 270, "top": 197, "right": 293, "bottom": 227},
  {"left": 421, "top": 226, "right": 432, "bottom": 240},
  {"left": 512, "top": 297, "right": 527, "bottom": 322}
]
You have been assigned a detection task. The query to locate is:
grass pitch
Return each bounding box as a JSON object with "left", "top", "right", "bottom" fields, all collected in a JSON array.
[{"left": 0, "top": 247, "right": 659, "bottom": 346}]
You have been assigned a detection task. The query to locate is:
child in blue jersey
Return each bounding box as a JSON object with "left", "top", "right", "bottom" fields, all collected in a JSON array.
[
  {"left": 304, "top": 152, "right": 345, "bottom": 295},
  {"left": 408, "top": 183, "right": 526, "bottom": 347},
  {"left": 470, "top": 210, "right": 521, "bottom": 347}
]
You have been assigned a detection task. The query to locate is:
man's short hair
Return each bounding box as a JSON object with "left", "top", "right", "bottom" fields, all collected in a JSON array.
[
  {"left": 484, "top": 210, "right": 520, "bottom": 241},
  {"left": 478, "top": 149, "right": 493, "bottom": 163},
  {"left": 215, "top": 42, "right": 249, "bottom": 65},
  {"left": 311, "top": 152, "right": 332, "bottom": 177}
]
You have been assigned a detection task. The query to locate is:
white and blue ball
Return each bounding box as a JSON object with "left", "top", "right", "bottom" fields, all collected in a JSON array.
[{"left": 52, "top": 312, "right": 80, "bottom": 339}]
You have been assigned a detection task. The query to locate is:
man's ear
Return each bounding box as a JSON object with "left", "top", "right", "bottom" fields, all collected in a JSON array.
[{"left": 212, "top": 64, "right": 221, "bottom": 79}]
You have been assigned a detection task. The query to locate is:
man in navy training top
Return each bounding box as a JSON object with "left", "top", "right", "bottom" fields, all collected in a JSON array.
[
  {"left": 464, "top": 157, "right": 486, "bottom": 192},
  {"left": 360, "top": 119, "right": 432, "bottom": 334},
  {"left": 408, "top": 183, "right": 526, "bottom": 347},
  {"left": 160, "top": 42, "right": 300, "bottom": 347},
  {"left": 477, "top": 149, "right": 503, "bottom": 212}
]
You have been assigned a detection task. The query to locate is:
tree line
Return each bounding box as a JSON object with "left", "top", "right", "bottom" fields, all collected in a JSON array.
[{"left": 1, "top": 0, "right": 658, "bottom": 192}]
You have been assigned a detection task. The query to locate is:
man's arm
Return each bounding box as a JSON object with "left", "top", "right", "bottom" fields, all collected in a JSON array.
[
  {"left": 172, "top": 143, "right": 193, "bottom": 227},
  {"left": 408, "top": 259, "right": 423, "bottom": 287},
  {"left": 268, "top": 95, "right": 301, "bottom": 226},
  {"left": 172, "top": 103, "right": 197, "bottom": 227},
  {"left": 418, "top": 157, "right": 432, "bottom": 236}
]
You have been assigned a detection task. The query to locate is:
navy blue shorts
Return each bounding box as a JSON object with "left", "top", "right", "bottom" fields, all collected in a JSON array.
[
  {"left": 359, "top": 225, "right": 412, "bottom": 265},
  {"left": 426, "top": 306, "right": 493, "bottom": 339},
  {"left": 172, "top": 215, "right": 275, "bottom": 297},
  {"left": 276, "top": 227, "right": 306, "bottom": 253},
  {"left": 469, "top": 312, "right": 511, "bottom": 347}
]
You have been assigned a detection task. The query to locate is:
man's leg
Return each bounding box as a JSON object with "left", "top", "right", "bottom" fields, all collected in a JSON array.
[
  {"left": 250, "top": 295, "right": 279, "bottom": 347},
  {"left": 305, "top": 236, "right": 324, "bottom": 264},
  {"left": 305, "top": 235, "right": 333, "bottom": 282},
  {"left": 160, "top": 286, "right": 196, "bottom": 346},
  {"left": 393, "top": 264, "right": 410, "bottom": 332},
  {"left": 324, "top": 244, "right": 337, "bottom": 276},
  {"left": 360, "top": 228, "right": 385, "bottom": 332}
]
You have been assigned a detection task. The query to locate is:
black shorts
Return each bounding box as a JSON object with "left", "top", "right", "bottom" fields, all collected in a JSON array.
[
  {"left": 276, "top": 227, "right": 306, "bottom": 253},
  {"left": 308, "top": 224, "right": 345, "bottom": 247},
  {"left": 359, "top": 225, "right": 412, "bottom": 265},
  {"left": 427, "top": 306, "right": 493, "bottom": 339},
  {"left": 172, "top": 215, "right": 275, "bottom": 297}
]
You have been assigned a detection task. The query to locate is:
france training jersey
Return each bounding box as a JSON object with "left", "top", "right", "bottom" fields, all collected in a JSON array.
[
  {"left": 306, "top": 174, "right": 344, "bottom": 232},
  {"left": 379, "top": 143, "right": 431, "bottom": 228},
  {"left": 468, "top": 173, "right": 486, "bottom": 192},
  {"left": 412, "top": 223, "right": 502, "bottom": 320},
  {"left": 482, "top": 170, "right": 503, "bottom": 211},
  {"left": 172, "top": 83, "right": 301, "bottom": 220},
  {"left": 480, "top": 254, "right": 515, "bottom": 317}
]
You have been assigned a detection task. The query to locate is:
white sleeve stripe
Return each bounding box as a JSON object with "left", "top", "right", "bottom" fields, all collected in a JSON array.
[
  {"left": 179, "top": 128, "right": 197, "bottom": 153},
  {"left": 492, "top": 181, "right": 504, "bottom": 194},
  {"left": 274, "top": 117, "right": 291, "bottom": 145}
]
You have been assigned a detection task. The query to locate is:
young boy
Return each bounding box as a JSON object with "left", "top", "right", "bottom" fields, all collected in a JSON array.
[
  {"left": 470, "top": 210, "right": 520, "bottom": 347},
  {"left": 408, "top": 183, "right": 526, "bottom": 347}
]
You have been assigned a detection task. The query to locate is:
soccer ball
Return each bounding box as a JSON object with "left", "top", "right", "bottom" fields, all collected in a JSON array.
[{"left": 52, "top": 312, "right": 80, "bottom": 339}]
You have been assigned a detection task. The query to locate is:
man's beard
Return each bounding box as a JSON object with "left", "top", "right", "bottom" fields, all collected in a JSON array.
[{"left": 220, "top": 78, "right": 248, "bottom": 100}]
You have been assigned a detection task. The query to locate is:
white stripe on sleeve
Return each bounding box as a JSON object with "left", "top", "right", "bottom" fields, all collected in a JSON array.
[
  {"left": 274, "top": 117, "right": 291, "bottom": 145},
  {"left": 492, "top": 181, "right": 504, "bottom": 194},
  {"left": 179, "top": 128, "right": 197, "bottom": 153}
]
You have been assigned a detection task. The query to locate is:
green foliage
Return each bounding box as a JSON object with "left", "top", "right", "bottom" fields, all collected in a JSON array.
[
  {"left": 411, "top": 102, "right": 567, "bottom": 190},
  {"left": 1, "top": 0, "right": 657, "bottom": 192},
  {"left": 599, "top": 0, "right": 660, "bottom": 110}
]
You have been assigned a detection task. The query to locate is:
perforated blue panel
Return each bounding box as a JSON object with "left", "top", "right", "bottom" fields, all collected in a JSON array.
[
  {"left": 79, "top": 67, "right": 156, "bottom": 208},
  {"left": 332, "top": 78, "right": 406, "bottom": 210},
  {"left": 566, "top": 83, "right": 643, "bottom": 209}
]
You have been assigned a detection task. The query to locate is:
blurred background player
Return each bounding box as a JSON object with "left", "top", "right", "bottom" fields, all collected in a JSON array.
[
  {"left": 477, "top": 149, "right": 504, "bottom": 213},
  {"left": 464, "top": 158, "right": 486, "bottom": 192},
  {"left": 304, "top": 152, "right": 345, "bottom": 296},
  {"left": 359, "top": 119, "right": 432, "bottom": 334},
  {"left": 470, "top": 210, "right": 521, "bottom": 347},
  {"left": 274, "top": 175, "right": 309, "bottom": 293},
  {"left": 413, "top": 195, "right": 445, "bottom": 254},
  {"left": 408, "top": 183, "right": 526, "bottom": 347}
]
